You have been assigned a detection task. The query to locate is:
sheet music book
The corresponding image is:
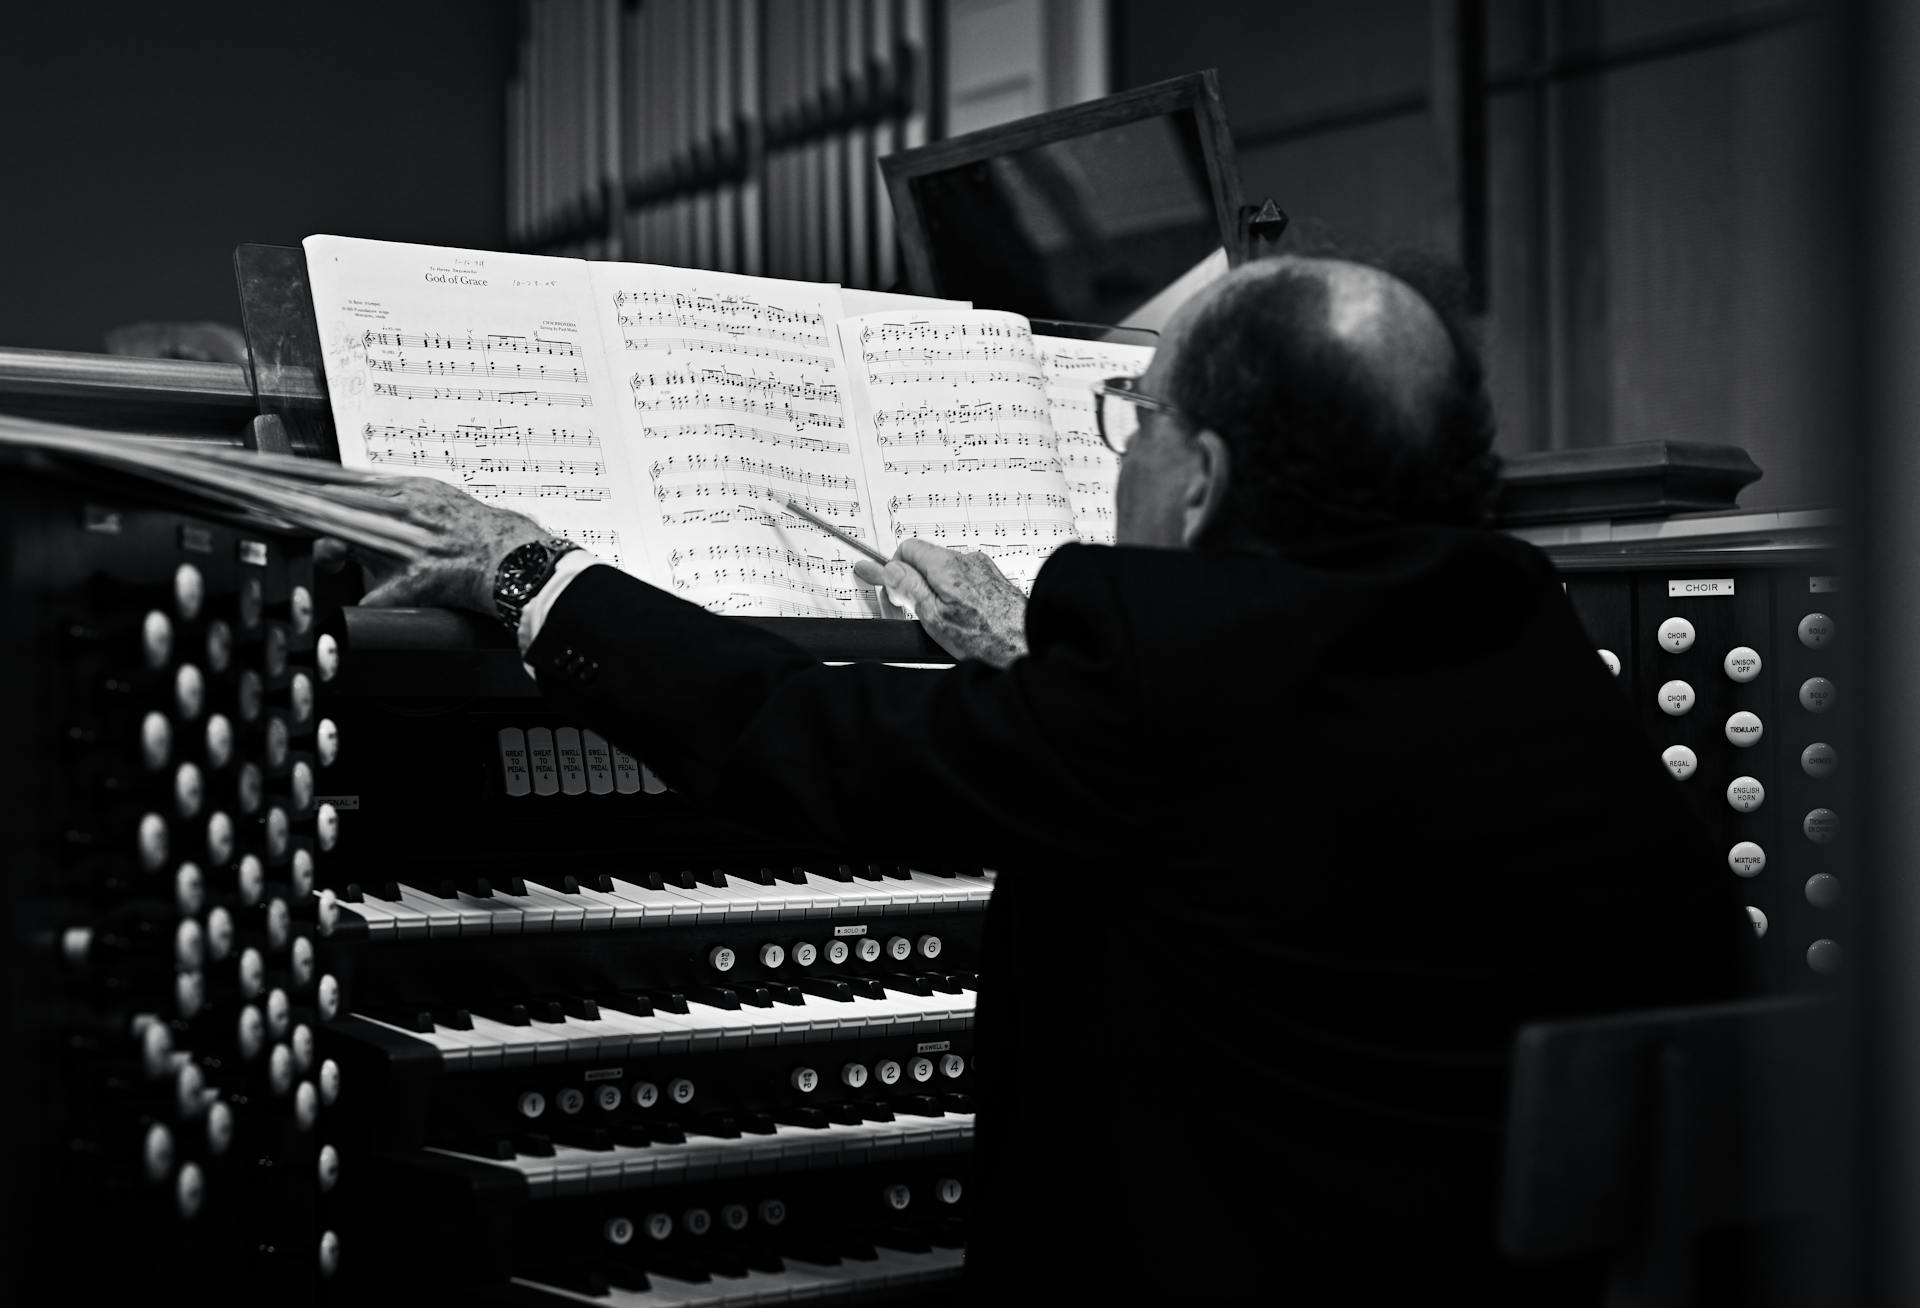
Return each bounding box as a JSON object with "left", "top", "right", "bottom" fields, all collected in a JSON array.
[{"left": 304, "top": 234, "right": 1155, "bottom": 619}]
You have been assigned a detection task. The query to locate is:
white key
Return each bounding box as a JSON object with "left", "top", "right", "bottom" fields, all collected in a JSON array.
[
  {"left": 398, "top": 884, "right": 500, "bottom": 937},
  {"left": 475, "top": 884, "right": 558, "bottom": 933},
  {"left": 352, "top": 1014, "right": 474, "bottom": 1072},
  {"left": 531, "top": 1015, "right": 630, "bottom": 1064},
  {"left": 512, "top": 881, "right": 589, "bottom": 932},
  {"left": 522, "top": 877, "right": 619, "bottom": 930},
  {"left": 360, "top": 891, "right": 433, "bottom": 940},
  {"left": 463, "top": 1013, "right": 552, "bottom": 1069},
  {"left": 604, "top": 875, "right": 706, "bottom": 925},
  {"left": 336, "top": 895, "right": 399, "bottom": 939},
  {"left": 455, "top": 892, "right": 524, "bottom": 936}
]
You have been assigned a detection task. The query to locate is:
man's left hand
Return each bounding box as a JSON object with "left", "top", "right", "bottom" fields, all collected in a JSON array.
[{"left": 323, "top": 476, "right": 549, "bottom": 616}]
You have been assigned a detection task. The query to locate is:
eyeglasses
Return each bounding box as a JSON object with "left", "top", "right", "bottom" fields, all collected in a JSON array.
[{"left": 1091, "top": 376, "right": 1182, "bottom": 454}]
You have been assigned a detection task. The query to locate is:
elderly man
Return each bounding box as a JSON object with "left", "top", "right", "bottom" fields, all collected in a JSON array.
[{"left": 342, "top": 255, "right": 1754, "bottom": 1303}]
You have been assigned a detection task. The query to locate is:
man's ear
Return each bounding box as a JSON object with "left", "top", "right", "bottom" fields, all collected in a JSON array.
[{"left": 1180, "top": 428, "right": 1232, "bottom": 547}]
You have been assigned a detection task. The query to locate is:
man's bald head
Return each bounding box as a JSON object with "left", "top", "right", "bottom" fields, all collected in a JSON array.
[{"left": 1151, "top": 252, "right": 1499, "bottom": 549}]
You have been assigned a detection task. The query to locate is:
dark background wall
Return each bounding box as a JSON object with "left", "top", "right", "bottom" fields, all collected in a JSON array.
[
  {"left": 1115, "top": 0, "right": 1829, "bottom": 509},
  {"left": 0, "top": 0, "right": 518, "bottom": 353}
]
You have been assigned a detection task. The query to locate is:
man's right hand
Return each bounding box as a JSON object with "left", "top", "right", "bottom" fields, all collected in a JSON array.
[{"left": 853, "top": 540, "right": 1029, "bottom": 668}]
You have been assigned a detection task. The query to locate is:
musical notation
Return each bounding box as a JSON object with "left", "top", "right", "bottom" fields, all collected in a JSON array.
[
  {"left": 613, "top": 287, "right": 826, "bottom": 330},
  {"left": 633, "top": 387, "right": 844, "bottom": 430},
  {"left": 367, "top": 356, "right": 589, "bottom": 384},
  {"left": 363, "top": 423, "right": 600, "bottom": 450},
  {"left": 649, "top": 454, "right": 858, "bottom": 491},
  {"left": 629, "top": 370, "right": 841, "bottom": 406},
  {"left": 670, "top": 542, "right": 851, "bottom": 572},
  {"left": 888, "top": 491, "right": 1070, "bottom": 514},
  {"left": 653, "top": 479, "right": 860, "bottom": 519},
  {"left": 362, "top": 328, "right": 583, "bottom": 356},
  {"left": 364, "top": 449, "right": 605, "bottom": 477},
  {"left": 634, "top": 421, "right": 852, "bottom": 456},
  {"left": 1035, "top": 335, "right": 1153, "bottom": 547},
  {"left": 890, "top": 518, "right": 1073, "bottom": 544},
  {"left": 622, "top": 335, "right": 831, "bottom": 368},
  {"left": 865, "top": 366, "right": 1044, "bottom": 389},
  {"left": 872, "top": 401, "right": 1047, "bottom": 428},
  {"left": 886, "top": 456, "right": 1062, "bottom": 477},
  {"left": 463, "top": 483, "right": 612, "bottom": 503},
  {"left": 371, "top": 382, "right": 594, "bottom": 407},
  {"left": 856, "top": 319, "right": 1029, "bottom": 346}
]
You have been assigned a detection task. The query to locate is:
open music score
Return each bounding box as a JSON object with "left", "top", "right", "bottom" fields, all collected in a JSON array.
[{"left": 307, "top": 236, "right": 1159, "bottom": 618}]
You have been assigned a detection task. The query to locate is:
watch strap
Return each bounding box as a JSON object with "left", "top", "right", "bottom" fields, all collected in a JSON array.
[{"left": 494, "top": 539, "right": 580, "bottom": 630}]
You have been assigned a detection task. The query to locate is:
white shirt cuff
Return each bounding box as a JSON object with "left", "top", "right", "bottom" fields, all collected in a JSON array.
[{"left": 519, "top": 550, "right": 606, "bottom": 673}]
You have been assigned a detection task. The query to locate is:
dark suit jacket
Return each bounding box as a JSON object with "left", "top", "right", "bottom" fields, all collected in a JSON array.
[{"left": 529, "top": 526, "right": 1757, "bottom": 1305}]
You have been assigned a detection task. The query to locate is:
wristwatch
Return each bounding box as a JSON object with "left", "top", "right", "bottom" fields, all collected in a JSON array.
[{"left": 492, "top": 538, "right": 580, "bottom": 630}]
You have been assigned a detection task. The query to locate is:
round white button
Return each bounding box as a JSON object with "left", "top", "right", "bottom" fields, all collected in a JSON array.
[
  {"left": 1724, "top": 711, "right": 1763, "bottom": 747},
  {"left": 825, "top": 940, "right": 850, "bottom": 965},
  {"left": 137, "top": 812, "right": 168, "bottom": 871},
  {"left": 206, "top": 621, "right": 232, "bottom": 674},
  {"left": 1798, "top": 612, "right": 1834, "bottom": 649},
  {"left": 1807, "top": 939, "right": 1842, "bottom": 974},
  {"left": 318, "top": 1231, "right": 341, "bottom": 1279},
  {"left": 875, "top": 1059, "right": 902, "bottom": 1086},
  {"left": 1657, "top": 616, "right": 1696, "bottom": 653},
  {"left": 317, "top": 973, "right": 340, "bottom": 1020},
  {"left": 177, "top": 1161, "right": 205, "bottom": 1219},
  {"left": 1801, "top": 742, "right": 1838, "bottom": 779},
  {"left": 883, "top": 1184, "right": 912, "bottom": 1211},
  {"left": 291, "top": 585, "right": 315, "bottom": 636},
  {"left": 236, "top": 1005, "right": 264, "bottom": 1059},
  {"left": 1723, "top": 646, "right": 1762, "bottom": 682},
  {"left": 1799, "top": 677, "right": 1837, "bottom": 713},
  {"left": 318, "top": 1058, "right": 341, "bottom": 1105},
  {"left": 204, "top": 714, "right": 233, "bottom": 769},
  {"left": 886, "top": 935, "right": 912, "bottom": 961},
  {"left": 1747, "top": 906, "right": 1769, "bottom": 938},
  {"left": 908, "top": 1056, "right": 934, "bottom": 1083},
  {"left": 1803, "top": 808, "right": 1839, "bottom": 844},
  {"left": 316, "top": 802, "right": 340, "bottom": 852},
  {"left": 174, "top": 918, "right": 205, "bottom": 969},
  {"left": 517, "top": 1090, "right": 546, "bottom": 1118},
  {"left": 790, "top": 1066, "right": 819, "bottom": 1093},
  {"left": 632, "top": 1082, "right": 659, "bottom": 1109},
  {"left": 237, "top": 854, "right": 264, "bottom": 905},
  {"left": 668, "top": 1077, "right": 695, "bottom": 1105},
  {"left": 175, "top": 862, "right": 204, "bottom": 915},
  {"left": 683, "top": 1208, "right": 711, "bottom": 1236},
  {"left": 208, "top": 1101, "right": 234, "bottom": 1156},
  {"left": 1805, "top": 873, "right": 1840, "bottom": 908},
  {"left": 237, "top": 763, "right": 262, "bottom": 815},
  {"left": 1597, "top": 648, "right": 1621, "bottom": 677},
  {"left": 645, "top": 1213, "right": 673, "bottom": 1241},
  {"left": 290, "top": 672, "right": 315, "bottom": 726},
  {"left": 918, "top": 934, "right": 943, "bottom": 960},
  {"left": 792, "top": 941, "right": 818, "bottom": 967},
  {"left": 174, "top": 563, "right": 205, "bottom": 620},
  {"left": 855, "top": 938, "right": 882, "bottom": 963},
  {"left": 141, "top": 711, "right": 172, "bottom": 771},
  {"left": 291, "top": 1022, "right": 314, "bottom": 1071},
  {"left": 269, "top": 1042, "right": 294, "bottom": 1094},
  {"left": 596, "top": 1084, "right": 622, "bottom": 1111},
  {"left": 294, "top": 1080, "right": 319, "bottom": 1131},
  {"left": 1729, "top": 839, "right": 1765, "bottom": 881},
  {"left": 841, "top": 1062, "right": 869, "bottom": 1088},
  {"left": 238, "top": 670, "right": 263, "bottom": 723},
  {"left": 604, "top": 1217, "right": 633, "bottom": 1246},
  {"left": 758, "top": 942, "right": 785, "bottom": 968},
  {"left": 937, "top": 1177, "right": 964, "bottom": 1204},
  {"left": 721, "top": 1203, "right": 750, "bottom": 1231},
  {"left": 317, "top": 1143, "right": 340, "bottom": 1190},
  {"left": 317, "top": 633, "right": 340, "bottom": 683},
  {"left": 317, "top": 718, "right": 340, "bottom": 768},
  {"left": 266, "top": 719, "right": 290, "bottom": 770},
  {"left": 175, "top": 971, "right": 204, "bottom": 1020},
  {"left": 142, "top": 610, "right": 173, "bottom": 669},
  {"left": 266, "top": 987, "right": 291, "bottom": 1038},
  {"left": 556, "top": 1087, "right": 584, "bottom": 1115},
  {"left": 293, "top": 848, "right": 316, "bottom": 897},
  {"left": 143, "top": 1122, "right": 174, "bottom": 1182},
  {"left": 174, "top": 664, "right": 205, "bottom": 720},
  {"left": 940, "top": 1054, "right": 965, "bottom": 1079},
  {"left": 1661, "top": 745, "right": 1698, "bottom": 780},
  {"left": 1657, "top": 680, "right": 1696, "bottom": 716},
  {"left": 1727, "top": 776, "right": 1766, "bottom": 813},
  {"left": 758, "top": 1199, "right": 787, "bottom": 1227},
  {"left": 174, "top": 762, "right": 203, "bottom": 818},
  {"left": 206, "top": 811, "right": 234, "bottom": 865},
  {"left": 709, "top": 945, "right": 736, "bottom": 972}
]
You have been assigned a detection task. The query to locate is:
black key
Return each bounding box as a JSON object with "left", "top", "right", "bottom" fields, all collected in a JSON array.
[
  {"left": 855, "top": 1101, "right": 896, "bottom": 1122},
  {"left": 786, "top": 1242, "right": 843, "bottom": 1267},
  {"left": 923, "top": 973, "right": 964, "bottom": 995},
  {"left": 877, "top": 1227, "right": 934, "bottom": 1255},
  {"left": 896, "top": 1095, "right": 944, "bottom": 1117},
  {"left": 732, "top": 984, "right": 773, "bottom": 1009},
  {"left": 708, "top": 1252, "right": 751, "bottom": 1280},
  {"left": 516, "top": 1131, "right": 556, "bottom": 1156},
  {"left": 446, "top": 1134, "right": 514, "bottom": 1160},
  {"left": 649, "top": 1255, "right": 710, "bottom": 1283},
  {"left": 340, "top": 882, "right": 365, "bottom": 903},
  {"left": 930, "top": 1220, "right": 967, "bottom": 1249},
  {"left": 417, "top": 879, "right": 459, "bottom": 901},
  {"left": 625, "top": 870, "right": 665, "bottom": 892},
  {"left": 776, "top": 865, "right": 809, "bottom": 885},
  {"left": 828, "top": 974, "right": 885, "bottom": 1001},
  {"left": 665, "top": 869, "right": 699, "bottom": 889},
  {"left": 822, "top": 1101, "right": 863, "bottom": 1126},
  {"left": 435, "top": 1006, "right": 474, "bottom": 1031},
  {"left": 611, "top": 1123, "right": 652, "bottom": 1148},
  {"left": 941, "top": 1092, "right": 975, "bottom": 1114},
  {"left": 880, "top": 863, "right": 913, "bottom": 881},
  {"left": 736, "top": 866, "right": 776, "bottom": 886},
  {"left": 918, "top": 864, "right": 959, "bottom": 879},
  {"left": 582, "top": 873, "right": 616, "bottom": 893},
  {"left": 738, "top": 1111, "right": 777, "bottom": 1135},
  {"left": 537, "top": 1265, "right": 609, "bottom": 1297},
  {"left": 883, "top": 973, "right": 932, "bottom": 997},
  {"left": 527, "top": 999, "right": 566, "bottom": 1024},
  {"left": 562, "top": 996, "right": 601, "bottom": 1021},
  {"left": 946, "top": 970, "right": 978, "bottom": 989},
  {"left": 775, "top": 1106, "right": 828, "bottom": 1129},
  {"left": 817, "top": 863, "right": 855, "bottom": 882},
  {"left": 598, "top": 992, "right": 655, "bottom": 1018},
  {"left": 688, "top": 1114, "right": 741, "bottom": 1139},
  {"left": 838, "top": 1237, "right": 880, "bottom": 1262},
  {"left": 497, "top": 874, "right": 529, "bottom": 896},
  {"left": 646, "top": 991, "right": 690, "bottom": 1015},
  {"left": 795, "top": 977, "right": 851, "bottom": 1002},
  {"left": 689, "top": 986, "right": 740, "bottom": 1011},
  {"left": 365, "top": 1003, "right": 433, "bottom": 1032},
  {"left": 762, "top": 982, "right": 804, "bottom": 1006},
  {"left": 695, "top": 867, "right": 729, "bottom": 888},
  {"left": 648, "top": 1123, "right": 686, "bottom": 1144},
  {"left": 743, "top": 1249, "right": 785, "bottom": 1274},
  {"left": 474, "top": 1000, "right": 531, "bottom": 1026},
  {"left": 604, "top": 1262, "right": 651, "bottom": 1292},
  {"left": 535, "top": 874, "right": 582, "bottom": 894},
  {"left": 371, "top": 879, "right": 404, "bottom": 902},
  {"left": 554, "top": 1125, "right": 613, "bottom": 1151},
  {"left": 853, "top": 862, "right": 886, "bottom": 882}
]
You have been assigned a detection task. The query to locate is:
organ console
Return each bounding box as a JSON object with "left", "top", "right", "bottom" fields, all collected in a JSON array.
[{"left": 1, "top": 350, "right": 1844, "bottom": 1302}]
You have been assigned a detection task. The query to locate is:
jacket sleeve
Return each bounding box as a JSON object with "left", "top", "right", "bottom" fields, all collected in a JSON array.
[{"left": 525, "top": 548, "right": 1148, "bottom": 862}]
